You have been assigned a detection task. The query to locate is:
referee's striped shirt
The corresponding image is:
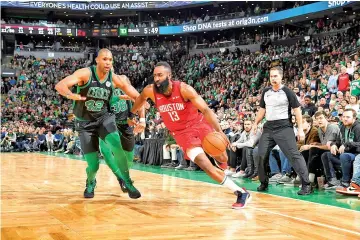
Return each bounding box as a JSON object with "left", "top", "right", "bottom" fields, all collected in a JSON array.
[{"left": 260, "top": 86, "right": 300, "bottom": 128}]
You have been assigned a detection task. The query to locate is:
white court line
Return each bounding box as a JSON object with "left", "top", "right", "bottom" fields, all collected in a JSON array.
[
  {"left": 130, "top": 168, "right": 360, "bottom": 237},
  {"left": 131, "top": 168, "right": 360, "bottom": 213},
  {"left": 247, "top": 206, "right": 360, "bottom": 237},
  {"left": 39, "top": 153, "right": 360, "bottom": 213},
  {"left": 42, "top": 153, "right": 360, "bottom": 236}
]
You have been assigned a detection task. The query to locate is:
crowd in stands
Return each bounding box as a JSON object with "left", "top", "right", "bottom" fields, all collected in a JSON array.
[
  {"left": 1, "top": 56, "right": 88, "bottom": 154},
  {"left": 1, "top": 17, "right": 360, "bottom": 197},
  {"left": 0, "top": 1, "right": 307, "bottom": 30},
  {"left": 196, "top": 17, "right": 360, "bottom": 49}
]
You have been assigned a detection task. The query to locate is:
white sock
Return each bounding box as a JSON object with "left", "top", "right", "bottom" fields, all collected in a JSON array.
[
  {"left": 309, "top": 173, "right": 315, "bottom": 183},
  {"left": 221, "top": 176, "right": 245, "bottom": 193},
  {"left": 296, "top": 175, "right": 300, "bottom": 181}
]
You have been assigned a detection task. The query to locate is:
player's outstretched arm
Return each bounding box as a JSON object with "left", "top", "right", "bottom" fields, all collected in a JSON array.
[
  {"left": 55, "top": 68, "right": 89, "bottom": 101},
  {"left": 112, "top": 74, "right": 140, "bottom": 99},
  {"left": 180, "top": 83, "right": 222, "bottom": 133},
  {"left": 130, "top": 84, "right": 154, "bottom": 115}
]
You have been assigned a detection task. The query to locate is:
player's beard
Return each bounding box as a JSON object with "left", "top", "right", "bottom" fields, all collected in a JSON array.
[{"left": 154, "top": 77, "right": 170, "bottom": 94}]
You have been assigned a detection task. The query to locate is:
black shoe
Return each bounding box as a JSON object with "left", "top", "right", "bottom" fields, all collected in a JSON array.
[
  {"left": 249, "top": 173, "right": 258, "bottom": 179},
  {"left": 167, "top": 162, "right": 179, "bottom": 169},
  {"left": 124, "top": 179, "right": 141, "bottom": 199},
  {"left": 298, "top": 184, "right": 313, "bottom": 195},
  {"left": 118, "top": 177, "right": 135, "bottom": 193},
  {"left": 243, "top": 172, "right": 254, "bottom": 179},
  {"left": 257, "top": 182, "right": 268, "bottom": 192},
  {"left": 160, "top": 162, "right": 173, "bottom": 168},
  {"left": 84, "top": 179, "right": 97, "bottom": 198}
]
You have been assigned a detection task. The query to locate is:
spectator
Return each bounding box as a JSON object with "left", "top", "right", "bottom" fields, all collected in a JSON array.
[
  {"left": 36, "top": 130, "right": 47, "bottom": 151},
  {"left": 324, "top": 109, "right": 360, "bottom": 189},
  {"left": 302, "top": 96, "right": 317, "bottom": 116},
  {"left": 1, "top": 127, "right": 7, "bottom": 140},
  {"left": 346, "top": 95, "right": 359, "bottom": 113},
  {"left": 350, "top": 72, "right": 360, "bottom": 97},
  {"left": 307, "top": 111, "right": 340, "bottom": 186},
  {"left": 318, "top": 97, "right": 329, "bottom": 109},
  {"left": 53, "top": 130, "right": 63, "bottom": 150},
  {"left": 283, "top": 114, "right": 322, "bottom": 186},
  {"left": 229, "top": 119, "right": 261, "bottom": 178},
  {"left": 338, "top": 66, "right": 351, "bottom": 93},
  {"left": 7, "top": 128, "right": 17, "bottom": 148},
  {"left": 327, "top": 69, "right": 338, "bottom": 94},
  {"left": 208, "top": 95, "right": 219, "bottom": 110}
]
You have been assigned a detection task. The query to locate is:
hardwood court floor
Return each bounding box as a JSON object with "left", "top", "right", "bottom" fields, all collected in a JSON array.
[{"left": 1, "top": 153, "right": 360, "bottom": 240}]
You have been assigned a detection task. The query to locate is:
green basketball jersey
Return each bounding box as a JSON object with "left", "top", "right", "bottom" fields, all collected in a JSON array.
[
  {"left": 73, "top": 66, "right": 113, "bottom": 121},
  {"left": 110, "top": 88, "right": 132, "bottom": 122},
  {"left": 350, "top": 79, "right": 360, "bottom": 96}
]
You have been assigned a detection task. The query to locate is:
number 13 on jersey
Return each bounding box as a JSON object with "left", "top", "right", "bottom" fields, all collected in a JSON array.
[{"left": 168, "top": 111, "right": 180, "bottom": 121}]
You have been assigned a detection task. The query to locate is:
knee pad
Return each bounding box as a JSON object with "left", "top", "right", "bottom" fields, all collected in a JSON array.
[{"left": 186, "top": 147, "right": 204, "bottom": 162}]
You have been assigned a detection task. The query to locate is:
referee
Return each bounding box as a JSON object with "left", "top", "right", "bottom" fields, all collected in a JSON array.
[{"left": 253, "top": 66, "right": 312, "bottom": 195}]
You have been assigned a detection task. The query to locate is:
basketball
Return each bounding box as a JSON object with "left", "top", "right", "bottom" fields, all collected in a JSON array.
[{"left": 202, "top": 132, "right": 228, "bottom": 156}]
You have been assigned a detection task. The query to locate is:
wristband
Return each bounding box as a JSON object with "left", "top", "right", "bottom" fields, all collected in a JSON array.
[{"left": 139, "top": 118, "right": 146, "bottom": 123}]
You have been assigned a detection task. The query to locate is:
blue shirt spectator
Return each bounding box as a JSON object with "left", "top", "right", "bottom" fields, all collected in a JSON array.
[
  {"left": 37, "top": 133, "right": 46, "bottom": 142},
  {"left": 54, "top": 131, "right": 63, "bottom": 142},
  {"left": 9, "top": 78, "right": 16, "bottom": 86},
  {"left": 1, "top": 128, "right": 7, "bottom": 139},
  {"left": 209, "top": 62, "right": 215, "bottom": 71},
  {"left": 327, "top": 70, "right": 338, "bottom": 93}
]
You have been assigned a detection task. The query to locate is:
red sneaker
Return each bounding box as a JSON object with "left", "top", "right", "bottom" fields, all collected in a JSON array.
[
  {"left": 232, "top": 190, "right": 252, "bottom": 209},
  {"left": 336, "top": 182, "right": 360, "bottom": 196}
]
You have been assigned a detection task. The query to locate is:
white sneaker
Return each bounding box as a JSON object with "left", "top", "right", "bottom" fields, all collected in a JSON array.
[
  {"left": 232, "top": 171, "right": 246, "bottom": 178},
  {"left": 48, "top": 150, "right": 50, "bottom": 152},
  {"left": 284, "top": 178, "right": 301, "bottom": 186},
  {"left": 278, "top": 175, "right": 292, "bottom": 184},
  {"left": 224, "top": 169, "right": 235, "bottom": 176},
  {"left": 269, "top": 173, "right": 282, "bottom": 183}
]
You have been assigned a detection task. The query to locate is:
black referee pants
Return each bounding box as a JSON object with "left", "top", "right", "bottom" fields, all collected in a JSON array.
[{"left": 258, "top": 125, "right": 310, "bottom": 186}]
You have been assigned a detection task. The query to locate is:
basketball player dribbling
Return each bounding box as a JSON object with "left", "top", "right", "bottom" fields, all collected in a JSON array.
[{"left": 130, "top": 62, "right": 251, "bottom": 209}]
